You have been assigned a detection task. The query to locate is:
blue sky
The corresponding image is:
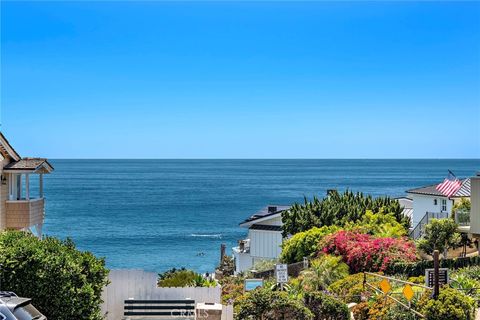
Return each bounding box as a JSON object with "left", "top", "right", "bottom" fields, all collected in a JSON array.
[{"left": 1, "top": 1, "right": 479, "bottom": 158}]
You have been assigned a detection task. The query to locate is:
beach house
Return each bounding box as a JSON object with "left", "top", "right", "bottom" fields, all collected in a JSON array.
[
  {"left": 232, "top": 205, "right": 290, "bottom": 274},
  {"left": 233, "top": 198, "right": 416, "bottom": 274},
  {"left": 0, "top": 133, "right": 54, "bottom": 237},
  {"left": 407, "top": 179, "right": 471, "bottom": 239}
]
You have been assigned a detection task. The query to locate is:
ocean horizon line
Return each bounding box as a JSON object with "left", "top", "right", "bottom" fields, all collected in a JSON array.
[{"left": 48, "top": 158, "right": 480, "bottom": 161}]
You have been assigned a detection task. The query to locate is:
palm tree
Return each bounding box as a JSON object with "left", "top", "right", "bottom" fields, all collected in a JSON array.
[{"left": 300, "top": 255, "right": 349, "bottom": 291}]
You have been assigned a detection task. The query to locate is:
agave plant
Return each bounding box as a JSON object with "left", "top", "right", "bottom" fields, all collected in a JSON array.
[
  {"left": 190, "top": 273, "right": 217, "bottom": 287},
  {"left": 449, "top": 274, "right": 480, "bottom": 301}
]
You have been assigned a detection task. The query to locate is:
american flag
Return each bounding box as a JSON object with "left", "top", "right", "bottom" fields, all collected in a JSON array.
[{"left": 436, "top": 170, "right": 462, "bottom": 198}]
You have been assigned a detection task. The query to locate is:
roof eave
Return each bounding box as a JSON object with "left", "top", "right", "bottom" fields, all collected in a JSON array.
[
  {"left": 239, "top": 211, "right": 283, "bottom": 228},
  {"left": 4, "top": 161, "right": 54, "bottom": 174},
  {"left": 0, "top": 133, "right": 21, "bottom": 161}
]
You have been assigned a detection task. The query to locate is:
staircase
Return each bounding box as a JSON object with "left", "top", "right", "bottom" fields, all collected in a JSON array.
[{"left": 410, "top": 211, "right": 449, "bottom": 240}]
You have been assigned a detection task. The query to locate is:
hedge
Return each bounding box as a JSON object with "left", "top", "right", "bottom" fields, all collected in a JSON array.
[
  {"left": 304, "top": 291, "right": 350, "bottom": 320},
  {"left": 0, "top": 231, "right": 109, "bottom": 320},
  {"left": 385, "top": 256, "right": 480, "bottom": 277}
]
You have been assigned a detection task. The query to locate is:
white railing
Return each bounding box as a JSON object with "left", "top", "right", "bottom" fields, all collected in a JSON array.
[{"left": 410, "top": 211, "right": 449, "bottom": 240}]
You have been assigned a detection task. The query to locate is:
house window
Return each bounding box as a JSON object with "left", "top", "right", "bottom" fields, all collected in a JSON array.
[
  {"left": 434, "top": 199, "right": 438, "bottom": 206},
  {"left": 441, "top": 199, "right": 447, "bottom": 212}
]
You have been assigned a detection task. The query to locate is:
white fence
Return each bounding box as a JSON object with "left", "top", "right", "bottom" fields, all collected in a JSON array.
[{"left": 101, "top": 269, "right": 223, "bottom": 320}]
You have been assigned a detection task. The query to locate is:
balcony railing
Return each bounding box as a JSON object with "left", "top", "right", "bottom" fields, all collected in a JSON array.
[
  {"left": 5, "top": 198, "right": 45, "bottom": 229},
  {"left": 233, "top": 239, "right": 251, "bottom": 254}
]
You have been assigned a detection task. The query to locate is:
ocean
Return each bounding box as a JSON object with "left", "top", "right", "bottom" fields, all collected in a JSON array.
[{"left": 41, "top": 159, "right": 479, "bottom": 273}]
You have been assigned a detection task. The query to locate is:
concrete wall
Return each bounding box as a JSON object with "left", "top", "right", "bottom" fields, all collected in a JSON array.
[
  {"left": 411, "top": 194, "right": 453, "bottom": 226},
  {"left": 101, "top": 269, "right": 222, "bottom": 320},
  {"left": 233, "top": 249, "right": 253, "bottom": 274}
]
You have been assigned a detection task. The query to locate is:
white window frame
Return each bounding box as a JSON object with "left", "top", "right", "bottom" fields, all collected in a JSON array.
[{"left": 441, "top": 199, "right": 447, "bottom": 212}]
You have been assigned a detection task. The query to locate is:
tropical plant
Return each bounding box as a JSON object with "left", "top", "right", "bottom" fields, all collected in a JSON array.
[
  {"left": 190, "top": 273, "right": 217, "bottom": 287},
  {"left": 281, "top": 191, "right": 410, "bottom": 237},
  {"left": 321, "top": 230, "right": 417, "bottom": 272},
  {"left": 281, "top": 226, "right": 340, "bottom": 264},
  {"left": 416, "top": 218, "right": 461, "bottom": 258},
  {"left": 0, "top": 231, "right": 109, "bottom": 320},
  {"left": 449, "top": 273, "right": 480, "bottom": 302},
  {"left": 235, "top": 287, "right": 314, "bottom": 320},
  {"left": 418, "top": 287, "right": 475, "bottom": 320},
  {"left": 158, "top": 268, "right": 215, "bottom": 287},
  {"left": 303, "top": 291, "right": 350, "bottom": 320},
  {"left": 300, "top": 255, "right": 349, "bottom": 291},
  {"left": 452, "top": 265, "right": 480, "bottom": 281}
]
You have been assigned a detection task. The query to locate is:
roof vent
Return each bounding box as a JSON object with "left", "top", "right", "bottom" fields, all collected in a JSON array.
[{"left": 267, "top": 206, "right": 277, "bottom": 213}]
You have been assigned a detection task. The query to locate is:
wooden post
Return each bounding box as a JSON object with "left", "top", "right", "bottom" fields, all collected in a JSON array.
[
  {"left": 433, "top": 250, "right": 440, "bottom": 299},
  {"left": 220, "top": 244, "right": 226, "bottom": 265}
]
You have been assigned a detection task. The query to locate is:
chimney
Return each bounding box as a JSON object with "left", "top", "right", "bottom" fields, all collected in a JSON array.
[{"left": 267, "top": 206, "right": 277, "bottom": 213}]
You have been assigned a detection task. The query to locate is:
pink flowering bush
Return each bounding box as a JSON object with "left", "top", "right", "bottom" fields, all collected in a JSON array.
[{"left": 321, "top": 230, "right": 417, "bottom": 272}]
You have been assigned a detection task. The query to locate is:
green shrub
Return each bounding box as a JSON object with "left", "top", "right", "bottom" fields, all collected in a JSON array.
[
  {"left": 235, "top": 287, "right": 313, "bottom": 320},
  {"left": 328, "top": 273, "right": 365, "bottom": 303},
  {"left": 304, "top": 291, "right": 350, "bottom": 320},
  {"left": 416, "top": 218, "right": 461, "bottom": 258},
  {"left": 353, "top": 297, "right": 416, "bottom": 320},
  {"left": 344, "top": 210, "right": 407, "bottom": 238},
  {"left": 452, "top": 265, "right": 480, "bottom": 281},
  {"left": 281, "top": 226, "right": 339, "bottom": 264},
  {"left": 407, "top": 275, "right": 425, "bottom": 285},
  {"left": 221, "top": 276, "right": 245, "bottom": 304},
  {"left": 418, "top": 287, "right": 475, "bottom": 320},
  {"left": 386, "top": 255, "right": 480, "bottom": 277},
  {"left": 0, "top": 231, "right": 109, "bottom": 320},
  {"left": 281, "top": 191, "right": 409, "bottom": 237}
]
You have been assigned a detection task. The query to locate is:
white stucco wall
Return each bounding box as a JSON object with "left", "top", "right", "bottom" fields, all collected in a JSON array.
[
  {"left": 248, "top": 229, "right": 283, "bottom": 260},
  {"left": 411, "top": 194, "right": 453, "bottom": 226},
  {"left": 232, "top": 249, "right": 253, "bottom": 274}
]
